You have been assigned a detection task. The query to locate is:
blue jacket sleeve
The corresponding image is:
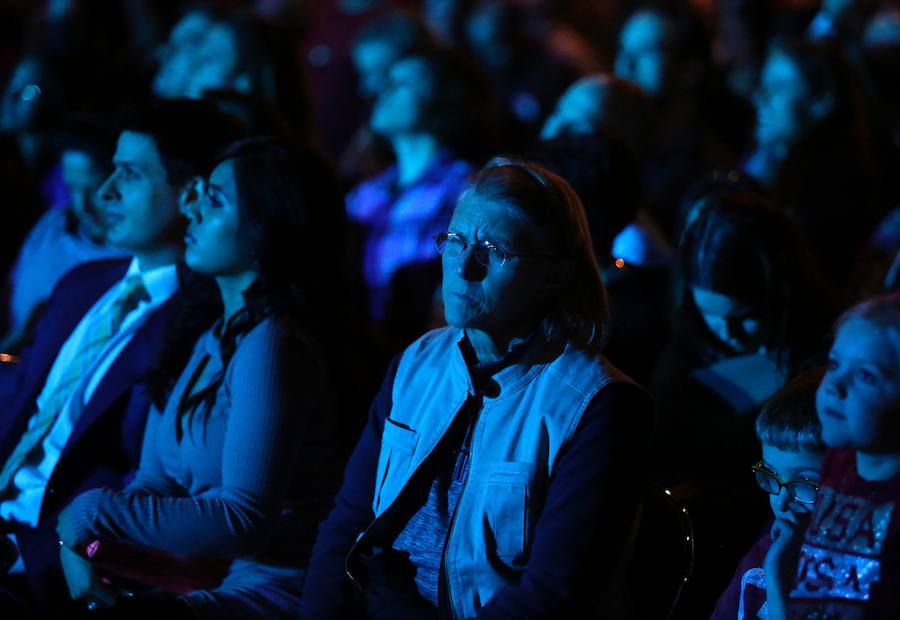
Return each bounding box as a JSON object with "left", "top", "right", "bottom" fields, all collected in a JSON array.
[
  {"left": 474, "top": 381, "right": 653, "bottom": 619},
  {"left": 301, "top": 355, "right": 401, "bottom": 618}
]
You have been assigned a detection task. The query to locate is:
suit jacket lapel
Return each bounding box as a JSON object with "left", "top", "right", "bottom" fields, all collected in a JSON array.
[
  {"left": 0, "top": 262, "right": 129, "bottom": 463},
  {"left": 60, "top": 292, "right": 177, "bottom": 462}
]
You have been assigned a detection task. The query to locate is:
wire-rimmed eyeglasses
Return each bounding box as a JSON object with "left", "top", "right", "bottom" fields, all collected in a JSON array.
[{"left": 434, "top": 231, "right": 555, "bottom": 268}]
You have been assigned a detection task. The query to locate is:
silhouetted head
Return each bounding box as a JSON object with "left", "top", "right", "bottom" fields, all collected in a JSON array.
[
  {"left": 371, "top": 47, "right": 490, "bottom": 156},
  {"left": 754, "top": 39, "right": 857, "bottom": 149},
  {"left": 533, "top": 133, "right": 642, "bottom": 263},
  {"left": 540, "top": 73, "right": 655, "bottom": 156},
  {"left": 57, "top": 115, "right": 118, "bottom": 241},
  {"left": 615, "top": 1, "right": 710, "bottom": 99},
  {"left": 352, "top": 10, "right": 434, "bottom": 98}
]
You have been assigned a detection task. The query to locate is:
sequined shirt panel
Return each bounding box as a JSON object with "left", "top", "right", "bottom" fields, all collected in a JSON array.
[{"left": 789, "top": 449, "right": 900, "bottom": 619}]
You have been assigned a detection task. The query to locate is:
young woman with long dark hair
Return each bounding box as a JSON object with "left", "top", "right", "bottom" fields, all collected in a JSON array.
[{"left": 55, "top": 139, "right": 346, "bottom": 619}]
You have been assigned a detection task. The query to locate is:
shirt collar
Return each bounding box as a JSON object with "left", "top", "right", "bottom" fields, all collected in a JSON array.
[
  {"left": 126, "top": 257, "right": 179, "bottom": 304},
  {"left": 458, "top": 330, "right": 536, "bottom": 391}
]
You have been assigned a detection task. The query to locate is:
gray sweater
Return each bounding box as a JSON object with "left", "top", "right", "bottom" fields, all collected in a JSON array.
[{"left": 66, "top": 317, "right": 340, "bottom": 618}]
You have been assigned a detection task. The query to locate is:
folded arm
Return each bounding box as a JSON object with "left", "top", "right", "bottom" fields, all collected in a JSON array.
[{"left": 60, "top": 323, "right": 314, "bottom": 558}]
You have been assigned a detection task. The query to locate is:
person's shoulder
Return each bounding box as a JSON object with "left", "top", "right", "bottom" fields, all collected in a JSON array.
[
  {"left": 747, "top": 533, "right": 773, "bottom": 563},
  {"left": 548, "top": 344, "right": 637, "bottom": 394},
  {"left": 234, "top": 317, "right": 324, "bottom": 369},
  {"left": 51, "top": 258, "right": 132, "bottom": 300},
  {"left": 444, "top": 157, "right": 475, "bottom": 177},
  {"left": 60, "top": 257, "right": 131, "bottom": 283},
  {"left": 239, "top": 316, "right": 301, "bottom": 348},
  {"left": 347, "top": 165, "right": 399, "bottom": 197},
  {"left": 589, "top": 380, "right": 652, "bottom": 414},
  {"left": 346, "top": 165, "right": 400, "bottom": 218},
  {"left": 433, "top": 158, "right": 474, "bottom": 191},
  {"left": 574, "top": 353, "right": 652, "bottom": 422},
  {"left": 23, "top": 205, "right": 68, "bottom": 240}
]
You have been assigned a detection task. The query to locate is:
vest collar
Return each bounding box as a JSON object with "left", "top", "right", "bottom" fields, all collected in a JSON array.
[{"left": 448, "top": 328, "right": 568, "bottom": 400}]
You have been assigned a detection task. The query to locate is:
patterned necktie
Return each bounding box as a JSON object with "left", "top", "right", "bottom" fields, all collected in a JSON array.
[{"left": 0, "top": 275, "right": 150, "bottom": 495}]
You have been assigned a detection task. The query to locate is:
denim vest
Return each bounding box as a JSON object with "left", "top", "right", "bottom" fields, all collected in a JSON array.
[{"left": 357, "top": 327, "right": 626, "bottom": 618}]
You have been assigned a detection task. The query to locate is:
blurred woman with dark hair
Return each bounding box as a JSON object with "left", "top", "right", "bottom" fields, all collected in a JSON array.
[
  {"left": 346, "top": 47, "right": 492, "bottom": 354},
  {"left": 652, "top": 191, "right": 834, "bottom": 485},
  {"left": 3, "top": 115, "right": 127, "bottom": 352},
  {"left": 154, "top": 7, "right": 310, "bottom": 131},
  {"left": 744, "top": 38, "right": 883, "bottom": 288},
  {"left": 304, "top": 158, "right": 650, "bottom": 619},
  {"left": 54, "top": 139, "right": 345, "bottom": 619},
  {"left": 649, "top": 191, "right": 835, "bottom": 615},
  {"left": 341, "top": 9, "right": 436, "bottom": 185}
]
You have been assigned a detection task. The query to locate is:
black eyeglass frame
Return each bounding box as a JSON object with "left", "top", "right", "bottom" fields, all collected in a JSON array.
[
  {"left": 434, "top": 231, "right": 557, "bottom": 267},
  {"left": 751, "top": 460, "right": 820, "bottom": 504}
]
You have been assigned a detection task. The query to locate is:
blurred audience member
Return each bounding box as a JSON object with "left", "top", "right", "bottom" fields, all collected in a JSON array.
[
  {"left": 533, "top": 133, "right": 669, "bottom": 385},
  {"left": 353, "top": 10, "right": 433, "bottom": 101},
  {"left": 615, "top": 1, "right": 744, "bottom": 237},
  {"left": 341, "top": 9, "right": 435, "bottom": 185},
  {"left": 4, "top": 116, "right": 127, "bottom": 352},
  {"left": 422, "top": 0, "right": 475, "bottom": 45},
  {"left": 463, "top": 0, "right": 579, "bottom": 150},
  {"left": 154, "top": 8, "right": 309, "bottom": 132},
  {"left": 1, "top": 54, "right": 66, "bottom": 206},
  {"left": 712, "top": 0, "right": 774, "bottom": 101},
  {"left": 296, "top": 0, "right": 390, "bottom": 159},
  {"left": 540, "top": 73, "right": 672, "bottom": 270},
  {"left": 152, "top": 7, "right": 217, "bottom": 100},
  {"left": 652, "top": 191, "right": 832, "bottom": 486},
  {"left": 541, "top": 73, "right": 655, "bottom": 158},
  {"left": 745, "top": 38, "right": 882, "bottom": 289},
  {"left": 346, "top": 48, "right": 488, "bottom": 352}
]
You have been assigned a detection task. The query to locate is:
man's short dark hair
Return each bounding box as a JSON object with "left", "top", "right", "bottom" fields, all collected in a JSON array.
[
  {"left": 756, "top": 368, "right": 826, "bottom": 453},
  {"left": 117, "top": 98, "right": 245, "bottom": 187}
]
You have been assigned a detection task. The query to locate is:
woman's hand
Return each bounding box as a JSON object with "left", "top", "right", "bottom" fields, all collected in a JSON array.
[
  {"left": 56, "top": 490, "right": 106, "bottom": 549},
  {"left": 56, "top": 503, "right": 78, "bottom": 549},
  {"left": 59, "top": 543, "right": 117, "bottom": 608},
  {"left": 763, "top": 516, "right": 809, "bottom": 620}
]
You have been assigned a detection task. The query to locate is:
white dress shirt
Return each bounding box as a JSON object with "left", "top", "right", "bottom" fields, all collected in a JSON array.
[{"left": 0, "top": 258, "right": 179, "bottom": 529}]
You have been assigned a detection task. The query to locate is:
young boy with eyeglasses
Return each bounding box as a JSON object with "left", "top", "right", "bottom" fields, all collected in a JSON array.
[{"left": 710, "top": 369, "right": 826, "bottom": 620}]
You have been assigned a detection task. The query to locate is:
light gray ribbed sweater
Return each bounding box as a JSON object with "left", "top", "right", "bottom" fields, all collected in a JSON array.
[{"left": 65, "top": 318, "right": 333, "bottom": 619}]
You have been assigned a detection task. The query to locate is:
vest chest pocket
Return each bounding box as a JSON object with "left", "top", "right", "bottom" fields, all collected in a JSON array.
[
  {"left": 373, "top": 418, "right": 420, "bottom": 514},
  {"left": 482, "top": 462, "right": 541, "bottom": 568}
]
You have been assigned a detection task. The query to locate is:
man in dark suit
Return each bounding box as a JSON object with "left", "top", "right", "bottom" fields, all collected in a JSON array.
[{"left": 0, "top": 99, "right": 241, "bottom": 615}]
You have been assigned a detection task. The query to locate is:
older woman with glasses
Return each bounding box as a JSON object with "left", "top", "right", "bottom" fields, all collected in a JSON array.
[{"left": 303, "top": 158, "right": 652, "bottom": 619}]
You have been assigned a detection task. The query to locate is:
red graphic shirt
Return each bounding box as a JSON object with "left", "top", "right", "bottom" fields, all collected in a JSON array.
[{"left": 788, "top": 449, "right": 900, "bottom": 619}]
